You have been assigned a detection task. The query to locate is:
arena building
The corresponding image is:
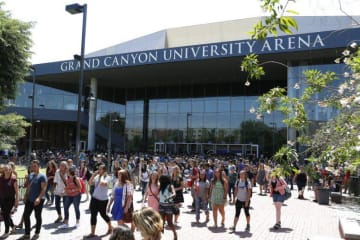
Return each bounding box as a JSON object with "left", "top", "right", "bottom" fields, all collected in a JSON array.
[{"left": 5, "top": 16, "right": 360, "bottom": 157}]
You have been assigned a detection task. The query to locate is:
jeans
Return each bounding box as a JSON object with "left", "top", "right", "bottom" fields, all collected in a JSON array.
[
  {"left": 54, "top": 194, "right": 64, "bottom": 216},
  {"left": 23, "top": 199, "right": 45, "bottom": 235},
  {"left": 64, "top": 194, "right": 81, "bottom": 221},
  {"left": 45, "top": 183, "right": 54, "bottom": 203},
  {"left": 195, "top": 196, "right": 209, "bottom": 221},
  {"left": 141, "top": 181, "right": 148, "bottom": 196},
  {"left": 228, "top": 182, "right": 235, "bottom": 199}
]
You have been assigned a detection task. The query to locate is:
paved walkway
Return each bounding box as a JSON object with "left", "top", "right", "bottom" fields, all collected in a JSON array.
[{"left": 3, "top": 186, "right": 354, "bottom": 240}]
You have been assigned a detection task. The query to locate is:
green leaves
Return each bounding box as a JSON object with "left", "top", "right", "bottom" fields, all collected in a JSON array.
[
  {"left": 241, "top": 54, "right": 265, "bottom": 81},
  {"left": 0, "top": 113, "right": 30, "bottom": 149},
  {"left": 250, "top": 0, "right": 298, "bottom": 39}
]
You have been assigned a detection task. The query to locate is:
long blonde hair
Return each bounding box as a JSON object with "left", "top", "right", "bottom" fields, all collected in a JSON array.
[{"left": 133, "top": 207, "right": 163, "bottom": 240}]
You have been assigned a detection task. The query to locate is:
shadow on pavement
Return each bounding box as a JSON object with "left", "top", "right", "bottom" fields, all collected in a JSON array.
[
  {"left": 233, "top": 231, "right": 253, "bottom": 238},
  {"left": 207, "top": 225, "right": 227, "bottom": 233},
  {"left": 269, "top": 227, "right": 293, "bottom": 233}
]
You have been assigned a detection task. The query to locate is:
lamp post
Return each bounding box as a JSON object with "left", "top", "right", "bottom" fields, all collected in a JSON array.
[
  {"left": 66, "top": 3, "right": 87, "bottom": 167},
  {"left": 186, "top": 112, "right": 192, "bottom": 143},
  {"left": 107, "top": 113, "right": 119, "bottom": 172},
  {"left": 28, "top": 66, "right": 36, "bottom": 161},
  {"left": 270, "top": 122, "right": 277, "bottom": 157}
]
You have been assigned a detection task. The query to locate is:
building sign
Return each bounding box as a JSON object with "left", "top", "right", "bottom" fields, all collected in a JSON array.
[{"left": 35, "top": 28, "right": 359, "bottom": 75}]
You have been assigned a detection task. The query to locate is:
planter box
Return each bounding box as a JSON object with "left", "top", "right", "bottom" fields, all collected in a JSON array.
[{"left": 317, "top": 188, "right": 330, "bottom": 205}]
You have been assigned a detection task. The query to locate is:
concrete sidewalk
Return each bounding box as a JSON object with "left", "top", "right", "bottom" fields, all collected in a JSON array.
[{"left": 3, "top": 186, "right": 349, "bottom": 240}]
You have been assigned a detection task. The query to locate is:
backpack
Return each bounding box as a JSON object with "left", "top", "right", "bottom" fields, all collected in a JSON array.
[
  {"left": 73, "top": 176, "right": 86, "bottom": 194},
  {"left": 236, "top": 179, "right": 252, "bottom": 198}
]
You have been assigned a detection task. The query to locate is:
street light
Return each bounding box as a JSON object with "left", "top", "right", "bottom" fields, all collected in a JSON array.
[
  {"left": 107, "top": 113, "right": 119, "bottom": 172},
  {"left": 28, "top": 66, "right": 36, "bottom": 161},
  {"left": 270, "top": 122, "right": 277, "bottom": 157},
  {"left": 66, "top": 3, "right": 87, "bottom": 167},
  {"left": 186, "top": 112, "right": 192, "bottom": 143}
]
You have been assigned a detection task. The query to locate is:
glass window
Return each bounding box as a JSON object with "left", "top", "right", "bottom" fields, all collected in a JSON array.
[
  {"left": 189, "top": 113, "right": 202, "bottom": 128},
  {"left": 230, "top": 113, "right": 243, "bottom": 129},
  {"left": 203, "top": 113, "right": 217, "bottom": 128},
  {"left": 204, "top": 99, "right": 217, "bottom": 112},
  {"left": 155, "top": 102, "right": 167, "bottom": 114},
  {"left": 231, "top": 98, "right": 243, "bottom": 112},
  {"left": 168, "top": 101, "right": 179, "bottom": 113},
  {"left": 155, "top": 114, "right": 168, "bottom": 129},
  {"left": 192, "top": 100, "right": 204, "bottom": 113},
  {"left": 167, "top": 114, "right": 180, "bottom": 129},
  {"left": 217, "top": 113, "right": 230, "bottom": 128},
  {"left": 179, "top": 100, "right": 191, "bottom": 113},
  {"left": 218, "top": 98, "right": 230, "bottom": 112}
]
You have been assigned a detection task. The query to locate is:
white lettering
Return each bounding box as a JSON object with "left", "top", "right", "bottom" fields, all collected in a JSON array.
[
  {"left": 92, "top": 58, "right": 100, "bottom": 68},
  {"left": 149, "top": 51, "right": 158, "bottom": 62},
  {"left": 191, "top": 46, "right": 201, "bottom": 58},
  {"left": 274, "top": 38, "right": 285, "bottom": 50},
  {"left": 210, "top": 44, "right": 219, "bottom": 56},
  {"left": 202, "top": 46, "right": 209, "bottom": 57},
  {"left": 173, "top": 49, "right": 183, "bottom": 60},
  {"left": 313, "top": 34, "right": 325, "bottom": 47},
  {"left": 104, "top": 56, "right": 112, "bottom": 67},
  {"left": 246, "top": 41, "right": 256, "bottom": 53},
  {"left": 298, "top": 36, "right": 310, "bottom": 48},
  {"left": 261, "top": 40, "right": 272, "bottom": 52},
  {"left": 120, "top": 55, "right": 129, "bottom": 65},
  {"left": 220, "top": 43, "right": 228, "bottom": 55},
  {"left": 60, "top": 62, "right": 68, "bottom": 71},
  {"left": 234, "top": 42, "right": 245, "bottom": 53},
  {"left": 288, "top": 37, "right": 296, "bottom": 49},
  {"left": 163, "top": 50, "right": 172, "bottom": 61}
]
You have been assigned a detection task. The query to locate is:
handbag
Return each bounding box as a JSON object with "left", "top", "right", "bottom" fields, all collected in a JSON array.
[
  {"left": 284, "top": 186, "right": 292, "bottom": 200},
  {"left": 123, "top": 184, "right": 134, "bottom": 223}
]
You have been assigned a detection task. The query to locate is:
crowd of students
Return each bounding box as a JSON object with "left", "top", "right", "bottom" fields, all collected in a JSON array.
[{"left": 0, "top": 151, "right": 330, "bottom": 240}]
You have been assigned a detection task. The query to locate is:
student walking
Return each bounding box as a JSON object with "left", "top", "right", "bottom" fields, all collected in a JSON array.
[
  {"left": 107, "top": 169, "right": 134, "bottom": 227},
  {"left": 194, "top": 170, "right": 210, "bottom": 224},
  {"left": 230, "top": 170, "right": 252, "bottom": 232},
  {"left": 269, "top": 172, "right": 287, "bottom": 230},
  {"left": 19, "top": 160, "right": 47, "bottom": 240},
  {"left": 59, "top": 167, "right": 82, "bottom": 228},
  {"left": 84, "top": 164, "right": 113, "bottom": 238},
  {"left": 209, "top": 167, "right": 228, "bottom": 228}
]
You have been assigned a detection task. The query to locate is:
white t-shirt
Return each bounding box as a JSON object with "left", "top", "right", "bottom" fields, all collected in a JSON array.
[
  {"left": 92, "top": 175, "right": 111, "bottom": 201},
  {"left": 53, "top": 170, "right": 68, "bottom": 196},
  {"left": 236, "top": 179, "right": 252, "bottom": 202}
]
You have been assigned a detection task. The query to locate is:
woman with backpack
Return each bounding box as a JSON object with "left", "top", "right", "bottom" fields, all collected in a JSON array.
[
  {"left": 58, "top": 166, "right": 82, "bottom": 228},
  {"left": 229, "top": 170, "right": 252, "bottom": 232},
  {"left": 269, "top": 171, "right": 288, "bottom": 230}
]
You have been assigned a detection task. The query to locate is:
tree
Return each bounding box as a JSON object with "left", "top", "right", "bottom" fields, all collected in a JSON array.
[
  {"left": 0, "top": 2, "right": 32, "bottom": 150},
  {"left": 242, "top": 0, "right": 360, "bottom": 175}
]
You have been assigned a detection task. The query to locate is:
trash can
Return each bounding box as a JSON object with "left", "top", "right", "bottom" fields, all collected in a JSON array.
[
  {"left": 349, "top": 176, "right": 360, "bottom": 196},
  {"left": 317, "top": 188, "right": 330, "bottom": 205}
]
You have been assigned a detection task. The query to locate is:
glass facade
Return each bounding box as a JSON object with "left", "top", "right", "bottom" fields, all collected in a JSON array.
[{"left": 10, "top": 62, "right": 344, "bottom": 154}]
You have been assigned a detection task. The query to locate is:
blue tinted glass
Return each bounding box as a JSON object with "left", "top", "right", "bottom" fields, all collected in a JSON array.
[
  {"left": 179, "top": 100, "right": 191, "bottom": 113},
  {"left": 192, "top": 100, "right": 204, "bottom": 113},
  {"left": 204, "top": 98, "right": 217, "bottom": 112}
]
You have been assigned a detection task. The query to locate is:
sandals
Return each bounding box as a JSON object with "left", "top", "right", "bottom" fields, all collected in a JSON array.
[{"left": 273, "top": 222, "right": 281, "bottom": 229}]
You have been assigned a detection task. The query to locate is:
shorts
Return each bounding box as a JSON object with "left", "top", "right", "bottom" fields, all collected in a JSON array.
[{"left": 272, "top": 193, "right": 285, "bottom": 203}]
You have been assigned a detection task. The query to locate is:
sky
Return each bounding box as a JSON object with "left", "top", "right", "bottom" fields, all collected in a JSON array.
[{"left": 3, "top": 0, "right": 360, "bottom": 64}]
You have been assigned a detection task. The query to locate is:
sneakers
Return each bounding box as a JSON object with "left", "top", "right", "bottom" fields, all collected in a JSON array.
[
  {"left": 273, "top": 222, "right": 281, "bottom": 230},
  {"left": 54, "top": 217, "right": 63, "bottom": 223},
  {"left": 75, "top": 223, "right": 80, "bottom": 228},
  {"left": 229, "top": 226, "right": 236, "bottom": 231},
  {"left": 33, "top": 234, "right": 40, "bottom": 239},
  {"left": 58, "top": 223, "right": 69, "bottom": 229},
  {"left": 245, "top": 224, "right": 250, "bottom": 232}
]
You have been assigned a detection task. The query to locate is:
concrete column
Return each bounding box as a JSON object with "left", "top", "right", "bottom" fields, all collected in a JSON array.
[
  {"left": 287, "top": 60, "right": 297, "bottom": 145},
  {"left": 87, "top": 77, "right": 97, "bottom": 151}
]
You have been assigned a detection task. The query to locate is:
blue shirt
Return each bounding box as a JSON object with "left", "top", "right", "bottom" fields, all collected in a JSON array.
[{"left": 28, "top": 173, "right": 47, "bottom": 202}]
